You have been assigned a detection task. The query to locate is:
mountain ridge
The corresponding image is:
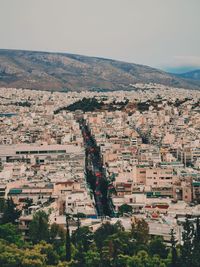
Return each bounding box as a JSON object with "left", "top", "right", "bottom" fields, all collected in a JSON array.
[
  {"left": 174, "top": 69, "right": 200, "bottom": 81},
  {"left": 0, "top": 49, "right": 199, "bottom": 91}
]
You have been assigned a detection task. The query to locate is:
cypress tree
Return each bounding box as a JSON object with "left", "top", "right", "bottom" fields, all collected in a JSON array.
[
  {"left": 170, "top": 228, "right": 178, "bottom": 267},
  {"left": 180, "top": 215, "right": 194, "bottom": 267},
  {"left": 192, "top": 216, "right": 200, "bottom": 267},
  {"left": 66, "top": 214, "right": 71, "bottom": 262},
  {"left": 1, "top": 198, "right": 21, "bottom": 224}
]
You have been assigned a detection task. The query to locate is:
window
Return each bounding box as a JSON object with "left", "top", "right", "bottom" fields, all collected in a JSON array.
[{"left": 20, "top": 151, "right": 28, "bottom": 154}]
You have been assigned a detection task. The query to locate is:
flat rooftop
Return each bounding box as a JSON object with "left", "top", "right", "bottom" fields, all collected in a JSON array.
[{"left": 0, "top": 144, "right": 84, "bottom": 157}]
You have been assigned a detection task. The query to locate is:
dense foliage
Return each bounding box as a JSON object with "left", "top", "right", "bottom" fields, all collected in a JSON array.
[
  {"left": 0, "top": 208, "right": 200, "bottom": 267},
  {"left": 0, "top": 198, "right": 21, "bottom": 224},
  {"left": 54, "top": 98, "right": 129, "bottom": 114},
  {"left": 54, "top": 98, "right": 103, "bottom": 114}
]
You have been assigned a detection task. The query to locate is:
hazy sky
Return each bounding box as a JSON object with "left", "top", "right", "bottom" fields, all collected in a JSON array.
[{"left": 0, "top": 0, "right": 200, "bottom": 72}]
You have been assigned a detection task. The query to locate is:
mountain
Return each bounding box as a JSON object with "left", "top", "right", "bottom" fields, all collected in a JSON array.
[
  {"left": 175, "top": 69, "right": 200, "bottom": 81},
  {"left": 0, "top": 49, "right": 199, "bottom": 91}
]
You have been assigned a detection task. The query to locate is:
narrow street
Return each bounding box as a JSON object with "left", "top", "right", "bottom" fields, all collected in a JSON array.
[{"left": 79, "top": 119, "right": 114, "bottom": 217}]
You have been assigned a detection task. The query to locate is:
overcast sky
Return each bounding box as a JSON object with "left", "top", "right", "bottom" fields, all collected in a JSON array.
[{"left": 0, "top": 0, "right": 200, "bottom": 72}]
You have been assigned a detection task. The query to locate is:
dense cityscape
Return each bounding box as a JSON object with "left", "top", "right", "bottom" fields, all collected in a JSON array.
[
  {"left": 0, "top": 84, "right": 200, "bottom": 266},
  {"left": 0, "top": 0, "right": 200, "bottom": 265}
]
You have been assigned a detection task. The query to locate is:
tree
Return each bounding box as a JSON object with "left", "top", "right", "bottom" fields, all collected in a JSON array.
[
  {"left": 131, "top": 218, "right": 149, "bottom": 246},
  {"left": 71, "top": 226, "right": 93, "bottom": 266},
  {"left": 21, "top": 248, "right": 46, "bottom": 267},
  {"left": 170, "top": 229, "right": 178, "bottom": 267},
  {"left": 34, "top": 241, "right": 59, "bottom": 266},
  {"left": 0, "top": 198, "right": 5, "bottom": 213},
  {"left": 58, "top": 97, "right": 103, "bottom": 113},
  {"left": 149, "top": 236, "right": 168, "bottom": 259},
  {"left": 73, "top": 212, "right": 86, "bottom": 231},
  {"left": 71, "top": 226, "right": 93, "bottom": 252},
  {"left": 99, "top": 178, "right": 111, "bottom": 216},
  {"left": 101, "top": 232, "right": 132, "bottom": 267},
  {"left": 57, "top": 261, "right": 70, "bottom": 267},
  {"left": 50, "top": 223, "right": 65, "bottom": 242},
  {"left": 1, "top": 198, "right": 21, "bottom": 224},
  {"left": 128, "top": 250, "right": 166, "bottom": 267},
  {"left": 0, "top": 223, "right": 23, "bottom": 246},
  {"left": 118, "top": 204, "right": 133, "bottom": 216},
  {"left": 84, "top": 250, "right": 100, "bottom": 267},
  {"left": 0, "top": 238, "right": 59, "bottom": 267},
  {"left": 65, "top": 213, "right": 71, "bottom": 262},
  {"left": 0, "top": 240, "right": 22, "bottom": 267},
  {"left": 86, "top": 170, "right": 96, "bottom": 192},
  {"left": 180, "top": 216, "right": 194, "bottom": 267},
  {"left": 29, "top": 210, "right": 49, "bottom": 244},
  {"left": 49, "top": 223, "right": 66, "bottom": 260},
  {"left": 23, "top": 198, "right": 33, "bottom": 211},
  {"left": 192, "top": 216, "right": 200, "bottom": 267},
  {"left": 117, "top": 254, "right": 132, "bottom": 267},
  {"left": 94, "top": 221, "right": 124, "bottom": 251}
]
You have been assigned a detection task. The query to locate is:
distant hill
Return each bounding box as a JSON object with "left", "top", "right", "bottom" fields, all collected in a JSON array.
[
  {"left": 0, "top": 49, "right": 199, "bottom": 91},
  {"left": 175, "top": 69, "right": 200, "bottom": 81}
]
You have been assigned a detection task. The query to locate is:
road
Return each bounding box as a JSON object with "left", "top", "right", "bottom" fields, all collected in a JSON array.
[{"left": 79, "top": 119, "right": 114, "bottom": 217}]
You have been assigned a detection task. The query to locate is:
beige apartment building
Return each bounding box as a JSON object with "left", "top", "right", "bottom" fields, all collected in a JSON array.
[
  {"left": 131, "top": 166, "right": 175, "bottom": 199},
  {"left": 133, "top": 166, "right": 174, "bottom": 186},
  {"left": 145, "top": 167, "right": 174, "bottom": 187}
]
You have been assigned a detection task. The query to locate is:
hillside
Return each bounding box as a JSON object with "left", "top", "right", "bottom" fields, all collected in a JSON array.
[
  {"left": 0, "top": 49, "right": 199, "bottom": 91},
  {"left": 175, "top": 69, "right": 200, "bottom": 81}
]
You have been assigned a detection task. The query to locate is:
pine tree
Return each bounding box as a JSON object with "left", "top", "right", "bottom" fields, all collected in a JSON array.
[
  {"left": 29, "top": 210, "right": 49, "bottom": 243},
  {"left": 170, "top": 228, "right": 178, "bottom": 267},
  {"left": 192, "top": 216, "right": 200, "bottom": 267},
  {"left": 65, "top": 214, "right": 71, "bottom": 262},
  {"left": 1, "top": 198, "right": 21, "bottom": 224},
  {"left": 180, "top": 215, "right": 194, "bottom": 267}
]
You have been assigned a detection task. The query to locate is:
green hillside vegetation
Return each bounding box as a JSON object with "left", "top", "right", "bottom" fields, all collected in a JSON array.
[
  {"left": 54, "top": 98, "right": 129, "bottom": 114},
  {"left": 55, "top": 98, "right": 103, "bottom": 114}
]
